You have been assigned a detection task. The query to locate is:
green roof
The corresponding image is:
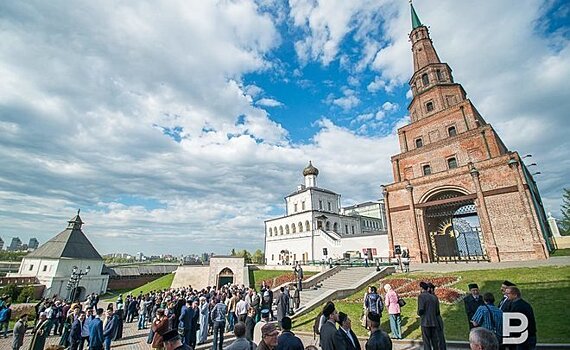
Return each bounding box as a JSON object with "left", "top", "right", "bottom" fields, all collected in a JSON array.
[{"left": 411, "top": 3, "right": 423, "bottom": 29}]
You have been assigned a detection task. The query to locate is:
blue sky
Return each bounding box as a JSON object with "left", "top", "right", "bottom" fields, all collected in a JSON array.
[{"left": 0, "top": 0, "right": 568, "bottom": 256}]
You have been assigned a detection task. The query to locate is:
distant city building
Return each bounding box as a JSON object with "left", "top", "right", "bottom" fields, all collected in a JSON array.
[
  {"left": 8, "top": 212, "right": 109, "bottom": 299},
  {"left": 0, "top": 237, "right": 4, "bottom": 251},
  {"left": 28, "top": 238, "right": 39, "bottom": 250},
  {"left": 7, "top": 237, "right": 22, "bottom": 251},
  {"left": 264, "top": 162, "right": 389, "bottom": 265},
  {"left": 136, "top": 252, "right": 144, "bottom": 261}
]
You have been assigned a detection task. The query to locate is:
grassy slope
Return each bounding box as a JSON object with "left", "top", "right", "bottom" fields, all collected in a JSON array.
[
  {"left": 293, "top": 265, "right": 570, "bottom": 343},
  {"left": 251, "top": 270, "right": 317, "bottom": 288}
]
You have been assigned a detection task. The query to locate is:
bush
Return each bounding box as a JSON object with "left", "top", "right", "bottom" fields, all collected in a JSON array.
[
  {"left": 17, "top": 286, "right": 35, "bottom": 303},
  {"left": 0, "top": 284, "right": 20, "bottom": 302}
]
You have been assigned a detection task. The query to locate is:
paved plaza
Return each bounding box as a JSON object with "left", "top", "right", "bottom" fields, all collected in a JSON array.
[{"left": 0, "top": 315, "right": 465, "bottom": 350}]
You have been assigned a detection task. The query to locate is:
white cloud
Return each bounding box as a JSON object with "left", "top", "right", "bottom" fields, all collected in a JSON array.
[
  {"left": 256, "top": 98, "right": 284, "bottom": 107},
  {"left": 329, "top": 89, "right": 361, "bottom": 110}
]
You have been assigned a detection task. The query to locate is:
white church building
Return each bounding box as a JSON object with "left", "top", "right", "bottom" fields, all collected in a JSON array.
[
  {"left": 264, "top": 162, "right": 389, "bottom": 265},
  {"left": 8, "top": 212, "right": 109, "bottom": 300}
]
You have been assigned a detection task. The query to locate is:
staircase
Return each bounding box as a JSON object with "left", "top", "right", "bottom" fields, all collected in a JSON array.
[{"left": 291, "top": 266, "right": 394, "bottom": 319}]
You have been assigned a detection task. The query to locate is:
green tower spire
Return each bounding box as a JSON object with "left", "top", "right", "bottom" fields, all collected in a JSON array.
[{"left": 410, "top": 1, "right": 423, "bottom": 29}]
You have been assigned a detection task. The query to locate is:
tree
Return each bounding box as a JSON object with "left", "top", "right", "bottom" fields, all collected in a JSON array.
[
  {"left": 230, "top": 248, "right": 236, "bottom": 256},
  {"left": 252, "top": 249, "right": 265, "bottom": 265},
  {"left": 17, "top": 286, "right": 35, "bottom": 303},
  {"left": 561, "top": 188, "right": 570, "bottom": 236}
]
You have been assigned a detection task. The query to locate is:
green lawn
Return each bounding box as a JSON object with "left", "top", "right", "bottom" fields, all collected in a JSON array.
[
  {"left": 250, "top": 269, "right": 317, "bottom": 288},
  {"left": 551, "top": 248, "right": 570, "bottom": 257},
  {"left": 103, "top": 273, "right": 175, "bottom": 302},
  {"left": 293, "top": 265, "right": 570, "bottom": 343}
]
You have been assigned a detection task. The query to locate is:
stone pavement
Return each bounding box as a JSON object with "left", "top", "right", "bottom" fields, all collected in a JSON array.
[{"left": 404, "top": 256, "right": 570, "bottom": 273}]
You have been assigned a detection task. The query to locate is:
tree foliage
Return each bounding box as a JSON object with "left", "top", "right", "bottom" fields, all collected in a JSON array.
[
  {"left": 230, "top": 249, "right": 265, "bottom": 264},
  {"left": 561, "top": 188, "right": 570, "bottom": 236}
]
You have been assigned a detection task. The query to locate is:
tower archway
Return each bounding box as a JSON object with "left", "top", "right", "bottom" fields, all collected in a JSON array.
[
  {"left": 217, "top": 267, "right": 234, "bottom": 287},
  {"left": 422, "top": 190, "right": 488, "bottom": 262}
]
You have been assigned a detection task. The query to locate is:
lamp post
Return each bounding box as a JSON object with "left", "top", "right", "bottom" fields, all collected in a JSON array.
[{"left": 68, "top": 265, "right": 90, "bottom": 302}]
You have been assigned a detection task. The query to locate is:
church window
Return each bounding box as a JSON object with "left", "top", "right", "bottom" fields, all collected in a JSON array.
[
  {"left": 351, "top": 226, "right": 355, "bottom": 234},
  {"left": 448, "top": 157, "right": 458, "bottom": 169},
  {"left": 333, "top": 223, "right": 338, "bottom": 232},
  {"left": 294, "top": 203, "right": 298, "bottom": 212},
  {"left": 317, "top": 221, "right": 323, "bottom": 229},
  {"left": 29, "top": 265, "right": 33, "bottom": 271},
  {"left": 279, "top": 226, "right": 283, "bottom": 235},
  {"left": 422, "top": 73, "right": 429, "bottom": 86},
  {"left": 415, "top": 138, "right": 423, "bottom": 148},
  {"left": 268, "top": 228, "right": 272, "bottom": 236},
  {"left": 292, "top": 224, "right": 296, "bottom": 233},
  {"left": 328, "top": 202, "right": 332, "bottom": 211},
  {"left": 345, "top": 225, "right": 349, "bottom": 233},
  {"left": 302, "top": 201, "right": 305, "bottom": 210},
  {"left": 426, "top": 101, "right": 434, "bottom": 112},
  {"left": 43, "top": 265, "right": 47, "bottom": 272},
  {"left": 436, "top": 69, "right": 443, "bottom": 81},
  {"left": 423, "top": 164, "right": 432, "bottom": 175},
  {"left": 319, "top": 200, "right": 323, "bottom": 210},
  {"left": 325, "top": 221, "right": 330, "bottom": 230},
  {"left": 298, "top": 222, "right": 303, "bottom": 232},
  {"left": 448, "top": 126, "right": 457, "bottom": 137},
  {"left": 305, "top": 220, "right": 310, "bottom": 231},
  {"left": 271, "top": 254, "right": 274, "bottom": 261},
  {"left": 285, "top": 225, "right": 290, "bottom": 234}
]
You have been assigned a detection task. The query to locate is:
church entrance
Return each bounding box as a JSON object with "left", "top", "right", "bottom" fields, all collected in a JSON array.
[
  {"left": 423, "top": 190, "right": 488, "bottom": 262},
  {"left": 217, "top": 267, "right": 234, "bottom": 288},
  {"left": 70, "top": 286, "right": 87, "bottom": 302}
]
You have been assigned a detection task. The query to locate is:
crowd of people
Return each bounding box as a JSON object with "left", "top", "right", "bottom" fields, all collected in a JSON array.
[{"left": 2, "top": 271, "right": 538, "bottom": 350}]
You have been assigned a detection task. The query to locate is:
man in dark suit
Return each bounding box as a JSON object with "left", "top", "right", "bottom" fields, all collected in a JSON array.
[
  {"left": 190, "top": 300, "right": 200, "bottom": 348},
  {"left": 418, "top": 282, "right": 441, "bottom": 350},
  {"left": 365, "top": 311, "right": 392, "bottom": 350},
  {"left": 505, "top": 287, "right": 536, "bottom": 350},
  {"left": 499, "top": 281, "right": 516, "bottom": 311},
  {"left": 88, "top": 308, "right": 104, "bottom": 350},
  {"left": 276, "top": 317, "right": 304, "bottom": 350},
  {"left": 335, "top": 312, "right": 361, "bottom": 350},
  {"left": 464, "top": 283, "right": 484, "bottom": 330},
  {"left": 102, "top": 309, "right": 118, "bottom": 350},
  {"left": 70, "top": 311, "right": 85, "bottom": 350},
  {"left": 319, "top": 302, "right": 339, "bottom": 350},
  {"left": 179, "top": 299, "right": 194, "bottom": 346}
]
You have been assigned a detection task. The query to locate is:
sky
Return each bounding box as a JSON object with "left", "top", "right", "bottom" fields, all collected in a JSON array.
[{"left": 0, "top": 0, "right": 569, "bottom": 256}]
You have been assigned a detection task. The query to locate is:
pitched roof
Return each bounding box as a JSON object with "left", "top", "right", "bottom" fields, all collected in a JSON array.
[
  {"left": 411, "top": 3, "right": 423, "bottom": 29},
  {"left": 26, "top": 213, "right": 103, "bottom": 260}
]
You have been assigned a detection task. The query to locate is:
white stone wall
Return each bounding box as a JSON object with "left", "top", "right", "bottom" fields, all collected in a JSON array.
[{"left": 310, "top": 190, "right": 339, "bottom": 213}]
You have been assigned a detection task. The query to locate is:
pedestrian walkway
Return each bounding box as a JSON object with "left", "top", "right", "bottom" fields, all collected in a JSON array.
[
  {"left": 406, "top": 256, "right": 570, "bottom": 273},
  {"left": 291, "top": 266, "right": 394, "bottom": 320}
]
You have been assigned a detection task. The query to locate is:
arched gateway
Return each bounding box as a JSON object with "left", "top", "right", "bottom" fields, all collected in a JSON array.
[
  {"left": 423, "top": 190, "right": 487, "bottom": 262},
  {"left": 217, "top": 267, "right": 234, "bottom": 288}
]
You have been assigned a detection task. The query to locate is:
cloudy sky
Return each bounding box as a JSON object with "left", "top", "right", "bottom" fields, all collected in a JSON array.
[{"left": 1, "top": 0, "right": 568, "bottom": 256}]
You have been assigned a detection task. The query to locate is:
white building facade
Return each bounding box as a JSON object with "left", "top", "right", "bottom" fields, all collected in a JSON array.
[
  {"left": 264, "top": 162, "right": 389, "bottom": 265},
  {"left": 8, "top": 213, "right": 109, "bottom": 300}
]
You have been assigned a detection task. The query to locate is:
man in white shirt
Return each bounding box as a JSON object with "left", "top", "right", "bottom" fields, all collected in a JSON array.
[{"left": 235, "top": 296, "right": 249, "bottom": 323}]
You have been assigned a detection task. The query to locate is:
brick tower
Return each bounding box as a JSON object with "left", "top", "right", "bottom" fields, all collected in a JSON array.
[{"left": 383, "top": 3, "right": 553, "bottom": 263}]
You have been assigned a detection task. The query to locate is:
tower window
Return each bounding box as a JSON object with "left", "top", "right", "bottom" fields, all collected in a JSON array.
[
  {"left": 327, "top": 202, "right": 331, "bottom": 211},
  {"left": 345, "top": 225, "right": 349, "bottom": 233},
  {"left": 319, "top": 200, "right": 323, "bottom": 210},
  {"left": 448, "top": 157, "right": 458, "bottom": 169},
  {"left": 426, "top": 101, "right": 434, "bottom": 112},
  {"left": 351, "top": 226, "right": 355, "bottom": 234},
  {"left": 421, "top": 73, "right": 429, "bottom": 86},
  {"left": 422, "top": 164, "right": 432, "bottom": 175},
  {"left": 29, "top": 265, "right": 34, "bottom": 271},
  {"left": 436, "top": 69, "right": 443, "bottom": 81},
  {"left": 317, "top": 221, "right": 323, "bottom": 229},
  {"left": 448, "top": 126, "right": 457, "bottom": 137},
  {"left": 415, "top": 138, "right": 423, "bottom": 148},
  {"left": 325, "top": 221, "right": 330, "bottom": 230},
  {"left": 301, "top": 201, "right": 305, "bottom": 210}
]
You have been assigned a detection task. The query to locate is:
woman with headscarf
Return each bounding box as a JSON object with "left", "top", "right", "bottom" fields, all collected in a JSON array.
[
  {"left": 151, "top": 308, "right": 169, "bottom": 350},
  {"left": 198, "top": 296, "right": 209, "bottom": 345},
  {"left": 384, "top": 283, "right": 402, "bottom": 339}
]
